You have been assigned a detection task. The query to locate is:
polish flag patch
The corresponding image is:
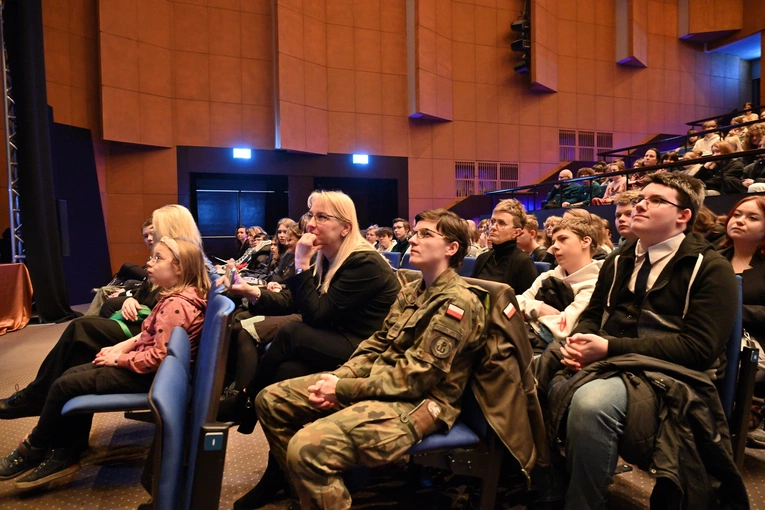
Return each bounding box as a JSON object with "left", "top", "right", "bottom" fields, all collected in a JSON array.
[
  {"left": 503, "top": 303, "right": 516, "bottom": 319},
  {"left": 446, "top": 303, "right": 464, "bottom": 321}
]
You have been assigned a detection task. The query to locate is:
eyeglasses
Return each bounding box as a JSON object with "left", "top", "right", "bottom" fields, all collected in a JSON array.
[
  {"left": 488, "top": 218, "right": 518, "bottom": 230},
  {"left": 630, "top": 195, "right": 684, "bottom": 209},
  {"left": 305, "top": 212, "right": 344, "bottom": 224},
  {"left": 147, "top": 254, "right": 167, "bottom": 264},
  {"left": 411, "top": 227, "right": 445, "bottom": 240}
]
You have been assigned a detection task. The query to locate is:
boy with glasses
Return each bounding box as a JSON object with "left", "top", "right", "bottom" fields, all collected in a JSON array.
[
  {"left": 537, "top": 172, "right": 741, "bottom": 508},
  {"left": 471, "top": 199, "right": 537, "bottom": 293},
  {"left": 254, "top": 209, "right": 487, "bottom": 510}
]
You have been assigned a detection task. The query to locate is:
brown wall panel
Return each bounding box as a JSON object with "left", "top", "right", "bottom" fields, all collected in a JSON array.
[{"left": 39, "top": 0, "right": 754, "bottom": 270}]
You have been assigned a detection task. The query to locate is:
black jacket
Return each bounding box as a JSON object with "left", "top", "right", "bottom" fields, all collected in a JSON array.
[
  {"left": 720, "top": 247, "right": 765, "bottom": 340},
  {"left": 251, "top": 250, "right": 401, "bottom": 344},
  {"left": 573, "top": 233, "right": 738, "bottom": 371},
  {"left": 539, "top": 354, "right": 748, "bottom": 509},
  {"left": 471, "top": 240, "right": 536, "bottom": 294}
]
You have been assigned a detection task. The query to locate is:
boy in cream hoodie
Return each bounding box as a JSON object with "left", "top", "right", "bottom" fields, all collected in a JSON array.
[{"left": 517, "top": 218, "right": 602, "bottom": 352}]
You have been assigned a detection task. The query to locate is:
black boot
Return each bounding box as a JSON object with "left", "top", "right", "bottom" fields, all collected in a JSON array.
[
  {"left": 233, "top": 454, "right": 287, "bottom": 509},
  {"left": 236, "top": 392, "right": 258, "bottom": 434}
]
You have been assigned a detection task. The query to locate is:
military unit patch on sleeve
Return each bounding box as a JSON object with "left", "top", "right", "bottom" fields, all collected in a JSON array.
[
  {"left": 503, "top": 303, "right": 516, "bottom": 319},
  {"left": 446, "top": 303, "right": 464, "bottom": 321}
]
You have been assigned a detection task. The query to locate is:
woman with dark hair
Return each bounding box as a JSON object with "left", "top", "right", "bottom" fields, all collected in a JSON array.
[
  {"left": 719, "top": 196, "right": 765, "bottom": 447},
  {"left": 695, "top": 141, "right": 746, "bottom": 195},
  {"left": 234, "top": 226, "right": 248, "bottom": 259}
]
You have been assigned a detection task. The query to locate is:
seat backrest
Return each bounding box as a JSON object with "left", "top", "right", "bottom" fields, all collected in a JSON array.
[
  {"left": 148, "top": 352, "right": 190, "bottom": 510},
  {"left": 534, "top": 261, "right": 550, "bottom": 275},
  {"left": 720, "top": 275, "right": 743, "bottom": 419},
  {"left": 458, "top": 256, "right": 476, "bottom": 277},
  {"left": 460, "top": 277, "right": 512, "bottom": 437},
  {"left": 167, "top": 327, "right": 191, "bottom": 377},
  {"left": 400, "top": 252, "right": 415, "bottom": 270},
  {"left": 382, "top": 251, "right": 401, "bottom": 269},
  {"left": 208, "top": 273, "right": 225, "bottom": 300},
  {"left": 184, "top": 293, "right": 235, "bottom": 507}
]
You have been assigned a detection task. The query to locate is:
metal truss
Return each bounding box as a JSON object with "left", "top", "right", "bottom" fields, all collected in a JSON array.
[{"left": 1, "top": 1, "right": 23, "bottom": 262}]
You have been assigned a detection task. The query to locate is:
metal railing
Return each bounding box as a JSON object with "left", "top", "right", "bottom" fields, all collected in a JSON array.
[{"left": 486, "top": 147, "right": 765, "bottom": 211}]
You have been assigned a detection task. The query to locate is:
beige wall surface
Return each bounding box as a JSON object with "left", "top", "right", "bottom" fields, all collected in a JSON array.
[{"left": 32, "top": 0, "right": 756, "bottom": 270}]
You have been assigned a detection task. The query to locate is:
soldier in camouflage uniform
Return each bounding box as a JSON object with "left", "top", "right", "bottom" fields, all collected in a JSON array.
[{"left": 255, "top": 208, "right": 488, "bottom": 510}]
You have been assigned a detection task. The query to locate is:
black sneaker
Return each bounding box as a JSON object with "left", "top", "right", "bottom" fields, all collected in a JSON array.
[
  {"left": 15, "top": 448, "right": 80, "bottom": 490},
  {"left": 0, "top": 386, "right": 43, "bottom": 420},
  {"left": 0, "top": 439, "right": 45, "bottom": 480}
]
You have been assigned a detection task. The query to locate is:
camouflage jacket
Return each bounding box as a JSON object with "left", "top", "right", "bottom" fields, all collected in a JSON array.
[{"left": 333, "top": 268, "right": 487, "bottom": 428}]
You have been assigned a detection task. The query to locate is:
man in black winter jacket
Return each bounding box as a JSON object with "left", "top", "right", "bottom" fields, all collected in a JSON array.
[{"left": 547, "top": 172, "right": 738, "bottom": 509}]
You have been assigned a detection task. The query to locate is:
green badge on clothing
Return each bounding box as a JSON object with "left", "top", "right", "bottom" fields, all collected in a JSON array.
[{"left": 432, "top": 337, "right": 452, "bottom": 358}]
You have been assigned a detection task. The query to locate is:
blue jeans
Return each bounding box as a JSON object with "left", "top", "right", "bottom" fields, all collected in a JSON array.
[{"left": 565, "top": 377, "right": 628, "bottom": 510}]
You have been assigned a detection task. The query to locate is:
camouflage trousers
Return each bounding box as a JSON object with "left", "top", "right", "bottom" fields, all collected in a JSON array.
[{"left": 256, "top": 374, "right": 436, "bottom": 510}]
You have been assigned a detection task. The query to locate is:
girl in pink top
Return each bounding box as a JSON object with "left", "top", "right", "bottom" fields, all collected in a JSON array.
[{"left": 0, "top": 237, "right": 209, "bottom": 490}]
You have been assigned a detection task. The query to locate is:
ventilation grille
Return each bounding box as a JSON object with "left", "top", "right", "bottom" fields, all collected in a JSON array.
[
  {"left": 559, "top": 129, "right": 613, "bottom": 162},
  {"left": 455, "top": 161, "right": 519, "bottom": 197}
]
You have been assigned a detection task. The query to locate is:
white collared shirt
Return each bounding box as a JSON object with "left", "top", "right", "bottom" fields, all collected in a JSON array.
[{"left": 629, "top": 232, "right": 686, "bottom": 294}]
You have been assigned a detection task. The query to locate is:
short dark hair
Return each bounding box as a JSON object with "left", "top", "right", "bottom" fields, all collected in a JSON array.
[
  {"left": 392, "top": 218, "right": 410, "bottom": 231},
  {"left": 641, "top": 171, "right": 705, "bottom": 232},
  {"left": 414, "top": 208, "right": 469, "bottom": 269},
  {"left": 142, "top": 218, "right": 153, "bottom": 229},
  {"left": 377, "top": 227, "right": 393, "bottom": 238}
]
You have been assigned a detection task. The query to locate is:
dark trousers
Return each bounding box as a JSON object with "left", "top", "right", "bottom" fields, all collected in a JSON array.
[
  {"left": 247, "top": 321, "right": 357, "bottom": 395},
  {"left": 25, "top": 316, "right": 135, "bottom": 402},
  {"left": 28, "top": 363, "right": 154, "bottom": 451}
]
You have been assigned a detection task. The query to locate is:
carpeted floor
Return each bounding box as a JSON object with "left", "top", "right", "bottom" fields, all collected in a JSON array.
[{"left": 1, "top": 310, "right": 764, "bottom": 509}]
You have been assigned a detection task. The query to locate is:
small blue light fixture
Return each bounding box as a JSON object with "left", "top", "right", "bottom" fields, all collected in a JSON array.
[
  {"left": 352, "top": 154, "right": 369, "bottom": 165},
  {"left": 233, "top": 148, "right": 252, "bottom": 159}
]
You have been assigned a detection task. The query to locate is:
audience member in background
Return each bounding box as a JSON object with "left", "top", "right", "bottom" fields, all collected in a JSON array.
[
  {"left": 718, "top": 196, "right": 765, "bottom": 447},
  {"left": 376, "top": 227, "right": 395, "bottom": 252},
  {"left": 543, "top": 169, "right": 585, "bottom": 209},
  {"left": 464, "top": 219, "right": 479, "bottom": 257},
  {"left": 219, "top": 226, "right": 265, "bottom": 271},
  {"left": 677, "top": 129, "right": 700, "bottom": 156},
  {"left": 543, "top": 216, "right": 562, "bottom": 248},
  {"left": 365, "top": 225, "right": 379, "bottom": 248},
  {"left": 661, "top": 150, "right": 680, "bottom": 167},
  {"left": 642, "top": 148, "right": 661, "bottom": 168},
  {"left": 254, "top": 208, "right": 487, "bottom": 510},
  {"left": 245, "top": 229, "right": 272, "bottom": 273},
  {"left": 742, "top": 102, "right": 760, "bottom": 123},
  {"left": 477, "top": 218, "right": 491, "bottom": 249},
  {"left": 695, "top": 140, "right": 746, "bottom": 195},
  {"left": 471, "top": 199, "right": 537, "bottom": 293},
  {"left": 742, "top": 122, "right": 765, "bottom": 166},
  {"left": 0, "top": 237, "right": 209, "bottom": 490},
  {"left": 273, "top": 218, "right": 296, "bottom": 263},
  {"left": 0, "top": 204, "right": 208, "bottom": 419},
  {"left": 234, "top": 226, "right": 248, "bottom": 259},
  {"left": 517, "top": 218, "right": 602, "bottom": 355},
  {"left": 591, "top": 161, "right": 627, "bottom": 205},
  {"left": 85, "top": 219, "right": 154, "bottom": 316},
  {"left": 391, "top": 218, "right": 411, "bottom": 254},
  {"left": 693, "top": 120, "right": 722, "bottom": 156},
  {"left": 725, "top": 118, "right": 745, "bottom": 153},
  {"left": 628, "top": 159, "right": 646, "bottom": 190},
  {"left": 742, "top": 135, "right": 765, "bottom": 193},
  {"left": 692, "top": 206, "right": 727, "bottom": 249},
  {"left": 567, "top": 168, "right": 601, "bottom": 206},
  {"left": 516, "top": 214, "right": 552, "bottom": 263},
  {"left": 537, "top": 172, "right": 741, "bottom": 509},
  {"left": 681, "top": 151, "right": 702, "bottom": 176},
  {"left": 612, "top": 191, "right": 640, "bottom": 251}
]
